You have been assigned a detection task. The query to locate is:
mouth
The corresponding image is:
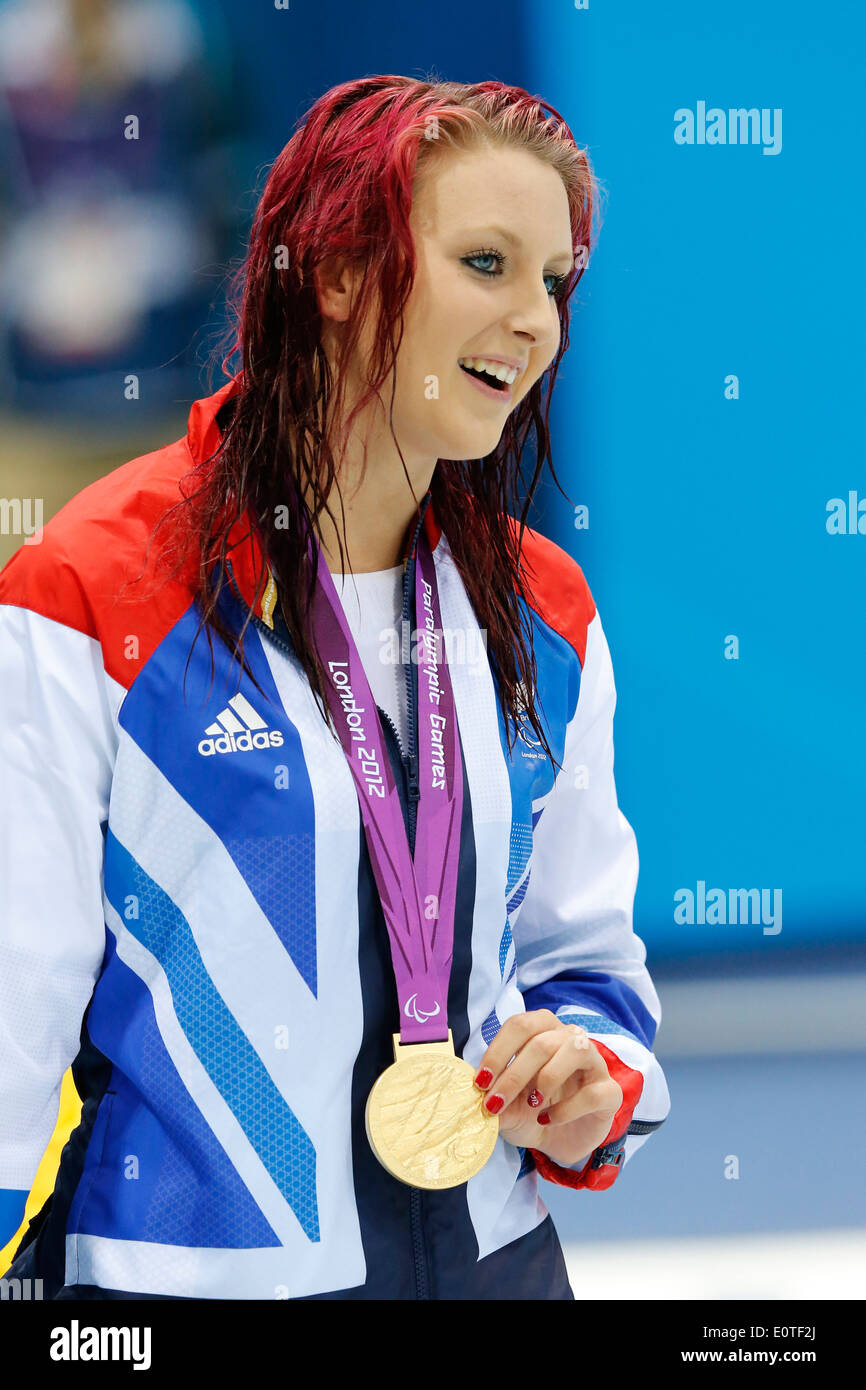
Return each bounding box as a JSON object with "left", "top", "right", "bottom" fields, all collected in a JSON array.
[{"left": 457, "top": 356, "right": 520, "bottom": 402}]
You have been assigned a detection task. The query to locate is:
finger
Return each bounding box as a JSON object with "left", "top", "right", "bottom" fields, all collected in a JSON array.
[
  {"left": 498, "top": 1083, "right": 568, "bottom": 1144},
  {"left": 503, "top": 1062, "right": 569, "bottom": 1114},
  {"left": 532, "top": 1026, "right": 608, "bottom": 1098},
  {"left": 495, "top": 1026, "right": 606, "bottom": 1122},
  {"left": 478, "top": 1029, "right": 564, "bottom": 1116},
  {"left": 472, "top": 1010, "right": 560, "bottom": 1091},
  {"left": 496, "top": 1079, "right": 544, "bottom": 1139},
  {"left": 539, "top": 1076, "right": 623, "bottom": 1128},
  {"left": 507, "top": 1074, "right": 563, "bottom": 1118}
]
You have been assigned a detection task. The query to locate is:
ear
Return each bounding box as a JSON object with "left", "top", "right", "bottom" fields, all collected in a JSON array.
[{"left": 314, "top": 255, "right": 362, "bottom": 324}]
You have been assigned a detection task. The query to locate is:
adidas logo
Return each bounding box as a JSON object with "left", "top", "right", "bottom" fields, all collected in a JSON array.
[{"left": 197, "top": 693, "right": 285, "bottom": 757}]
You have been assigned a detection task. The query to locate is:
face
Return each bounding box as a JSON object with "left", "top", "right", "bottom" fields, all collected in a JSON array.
[
  {"left": 391, "top": 143, "right": 575, "bottom": 464},
  {"left": 318, "top": 143, "right": 575, "bottom": 473}
]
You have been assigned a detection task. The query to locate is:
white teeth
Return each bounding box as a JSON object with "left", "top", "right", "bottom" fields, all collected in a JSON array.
[{"left": 458, "top": 357, "right": 519, "bottom": 385}]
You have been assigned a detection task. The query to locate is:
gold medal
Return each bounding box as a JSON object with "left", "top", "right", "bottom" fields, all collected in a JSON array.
[{"left": 365, "top": 1031, "right": 500, "bottom": 1189}]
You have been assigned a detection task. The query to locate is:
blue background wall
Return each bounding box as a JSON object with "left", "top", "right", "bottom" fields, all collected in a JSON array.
[{"left": 519, "top": 1, "right": 865, "bottom": 961}]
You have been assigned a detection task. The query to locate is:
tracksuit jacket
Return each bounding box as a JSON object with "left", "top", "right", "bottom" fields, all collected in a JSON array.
[{"left": 0, "top": 375, "right": 670, "bottom": 1299}]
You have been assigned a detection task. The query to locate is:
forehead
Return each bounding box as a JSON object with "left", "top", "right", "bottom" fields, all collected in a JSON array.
[{"left": 412, "top": 144, "right": 570, "bottom": 236}]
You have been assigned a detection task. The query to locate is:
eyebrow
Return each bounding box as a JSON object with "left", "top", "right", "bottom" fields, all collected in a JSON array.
[{"left": 460, "top": 224, "right": 574, "bottom": 267}]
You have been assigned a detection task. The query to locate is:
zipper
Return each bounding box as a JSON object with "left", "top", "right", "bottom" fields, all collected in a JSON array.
[
  {"left": 401, "top": 503, "right": 427, "bottom": 852},
  {"left": 376, "top": 702, "right": 407, "bottom": 760},
  {"left": 409, "top": 1189, "right": 429, "bottom": 1299}
]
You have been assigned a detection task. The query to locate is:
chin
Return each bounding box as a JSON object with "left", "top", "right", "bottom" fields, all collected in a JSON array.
[{"left": 437, "top": 426, "right": 507, "bottom": 463}]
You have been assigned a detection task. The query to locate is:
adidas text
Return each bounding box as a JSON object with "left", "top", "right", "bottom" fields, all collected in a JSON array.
[{"left": 198, "top": 728, "right": 284, "bottom": 757}]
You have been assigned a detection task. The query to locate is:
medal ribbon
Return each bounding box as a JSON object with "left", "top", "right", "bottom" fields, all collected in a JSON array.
[{"left": 307, "top": 523, "right": 464, "bottom": 1043}]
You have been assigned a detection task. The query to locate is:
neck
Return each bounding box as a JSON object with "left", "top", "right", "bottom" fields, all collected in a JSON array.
[
  {"left": 317, "top": 493, "right": 424, "bottom": 573},
  {"left": 305, "top": 431, "right": 436, "bottom": 576},
  {"left": 291, "top": 349, "right": 439, "bottom": 573}
]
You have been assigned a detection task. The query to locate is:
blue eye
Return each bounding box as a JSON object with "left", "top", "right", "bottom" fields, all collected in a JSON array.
[
  {"left": 462, "top": 248, "right": 505, "bottom": 277},
  {"left": 544, "top": 272, "right": 569, "bottom": 297},
  {"left": 462, "top": 247, "right": 568, "bottom": 298}
]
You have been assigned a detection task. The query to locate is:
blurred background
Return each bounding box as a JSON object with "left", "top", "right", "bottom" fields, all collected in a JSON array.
[{"left": 1, "top": 0, "right": 863, "bottom": 1297}]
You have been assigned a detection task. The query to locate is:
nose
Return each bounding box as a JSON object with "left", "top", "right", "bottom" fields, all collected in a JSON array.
[{"left": 500, "top": 273, "right": 561, "bottom": 356}]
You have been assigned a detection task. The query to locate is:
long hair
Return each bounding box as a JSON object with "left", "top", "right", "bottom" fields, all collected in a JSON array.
[{"left": 148, "top": 74, "right": 602, "bottom": 767}]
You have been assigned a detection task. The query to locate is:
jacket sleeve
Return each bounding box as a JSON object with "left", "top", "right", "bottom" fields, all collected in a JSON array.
[
  {"left": 0, "top": 567, "right": 117, "bottom": 1248},
  {"left": 515, "top": 605, "right": 671, "bottom": 1191}
]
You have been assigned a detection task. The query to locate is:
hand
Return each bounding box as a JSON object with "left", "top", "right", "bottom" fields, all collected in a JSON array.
[{"left": 472, "top": 1009, "right": 623, "bottom": 1167}]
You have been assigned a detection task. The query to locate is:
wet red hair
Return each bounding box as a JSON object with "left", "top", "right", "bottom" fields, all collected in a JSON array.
[{"left": 152, "top": 73, "right": 601, "bottom": 762}]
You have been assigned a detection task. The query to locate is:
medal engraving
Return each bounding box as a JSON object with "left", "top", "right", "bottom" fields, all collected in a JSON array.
[{"left": 366, "top": 1033, "right": 499, "bottom": 1189}]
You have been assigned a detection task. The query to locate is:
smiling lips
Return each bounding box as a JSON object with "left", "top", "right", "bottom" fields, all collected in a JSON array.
[{"left": 457, "top": 356, "right": 522, "bottom": 391}]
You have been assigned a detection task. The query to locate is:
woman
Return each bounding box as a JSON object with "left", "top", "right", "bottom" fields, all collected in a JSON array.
[{"left": 0, "top": 75, "right": 670, "bottom": 1300}]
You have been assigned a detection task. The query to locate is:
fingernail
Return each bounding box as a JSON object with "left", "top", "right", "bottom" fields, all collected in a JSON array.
[
  {"left": 484, "top": 1094, "right": 505, "bottom": 1114},
  {"left": 527, "top": 1090, "right": 543, "bottom": 1108},
  {"left": 474, "top": 1068, "right": 493, "bottom": 1090},
  {"left": 537, "top": 1112, "right": 551, "bottom": 1125}
]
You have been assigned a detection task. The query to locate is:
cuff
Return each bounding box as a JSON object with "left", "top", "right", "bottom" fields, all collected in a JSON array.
[
  {"left": 529, "top": 1134, "right": 628, "bottom": 1191},
  {"left": 529, "top": 1038, "right": 643, "bottom": 1192}
]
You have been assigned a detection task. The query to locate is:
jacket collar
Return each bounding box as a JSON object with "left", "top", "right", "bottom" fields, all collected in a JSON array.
[{"left": 186, "top": 374, "right": 443, "bottom": 625}]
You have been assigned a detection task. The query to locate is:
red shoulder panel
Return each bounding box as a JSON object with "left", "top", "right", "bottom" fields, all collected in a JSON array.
[{"left": 508, "top": 517, "right": 597, "bottom": 669}]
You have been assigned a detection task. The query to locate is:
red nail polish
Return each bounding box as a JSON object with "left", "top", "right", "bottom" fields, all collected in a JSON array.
[
  {"left": 537, "top": 1112, "right": 551, "bottom": 1125},
  {"left": 527, "top": 1090, "right": 543, "bottom": 1108},
  {"left": 474, "top": 1068, "right": 493, "bottom": 1090},
  {"left": 484, "top": 1094, "right": 505, "bottom": 1114}
]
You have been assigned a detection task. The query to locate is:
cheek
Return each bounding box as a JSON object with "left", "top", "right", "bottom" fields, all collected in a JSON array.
[
  {"left": 397, "top": 311, "right": 453, "bottom": 391},
  {"left": 523, "top": 350, "right": 557, "bottom": 399},
  {"left": 512, "top": 372, "right": 541, "bottom": 409}
]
